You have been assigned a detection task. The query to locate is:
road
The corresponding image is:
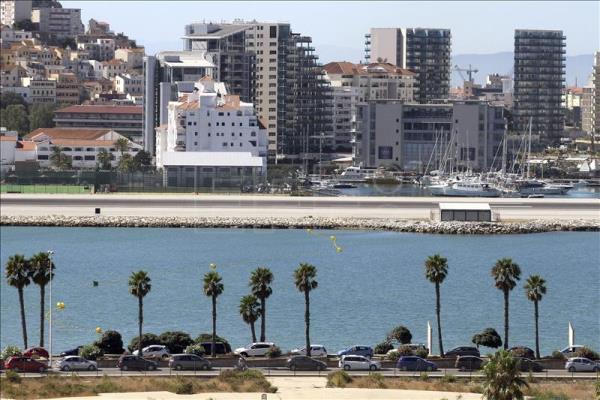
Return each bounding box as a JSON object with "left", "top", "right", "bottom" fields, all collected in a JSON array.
[
  {"left": 4, "top": 366, "right": 598, "bottom": 379},
  {"left": 1, "top": 194, "right": 599, "bottom": 221}
]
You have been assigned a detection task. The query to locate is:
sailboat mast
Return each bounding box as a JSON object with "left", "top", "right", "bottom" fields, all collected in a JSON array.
[{"left": 526, "top": 117, "right": 532, "bottom": 179}]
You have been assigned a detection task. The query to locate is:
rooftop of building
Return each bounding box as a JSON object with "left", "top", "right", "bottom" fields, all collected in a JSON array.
[
  {"left": 323, "top": 61, "right": 416, "bottom": 76},
  {"left": 54, "top": 105, "right": 143, "bottom": 115},
  {"left": 25, "top": 128, "right": 116, "bottom": 141}
]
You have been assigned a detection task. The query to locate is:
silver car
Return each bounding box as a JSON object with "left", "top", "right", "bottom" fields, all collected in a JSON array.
[
  {"left": 58, "top": 356, "right": 97, "bottom": 371},
  {"left": 565, "top": 357, "right": 600, "bottom": 372},
  {"left": 169, "top": 354, "right": 211, "bottom": 370}
]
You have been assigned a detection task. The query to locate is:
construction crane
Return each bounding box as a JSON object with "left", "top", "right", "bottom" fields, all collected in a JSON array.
[{"left": 454, "top": 64, "right": 479, "bottom": 84}]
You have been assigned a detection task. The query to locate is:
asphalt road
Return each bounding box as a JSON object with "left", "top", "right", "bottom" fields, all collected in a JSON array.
[{"left": 4, "top": 366, "right": 598, "bottom": 379}]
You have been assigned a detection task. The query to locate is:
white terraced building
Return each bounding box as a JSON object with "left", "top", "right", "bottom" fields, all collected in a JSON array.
[{"left": 156, "top": 78, "right": 268, "bottom": 188}]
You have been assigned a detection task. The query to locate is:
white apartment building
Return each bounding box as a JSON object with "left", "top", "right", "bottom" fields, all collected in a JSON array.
[
  {"left": 0, "top": 26, "right": 33, "bottom": 44},
  {"left": 329, "top": 86, "right": 359, "bottom": 153},
  {"left": 114, "top": 73, "right": 143, "bottom": 96},
  {"left": 156, "top": 78, "right": 267, "bottom": 187},
  {"left": 101, "top": 59, "right": 127, "bottom": 79},
  {"left": 0, "top": 65, "right": 26, "bottom": 87},
  {"left": 21, "top": 77, "right": 56, "bottom": 103},
  {"left": 0, "top": 0, "right": 32, "bottom": 26},
  {"left": 32, "top": 7, "right": 84, "bottom": 38}
]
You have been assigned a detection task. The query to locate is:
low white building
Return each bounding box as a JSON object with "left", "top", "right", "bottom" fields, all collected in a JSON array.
[
  {"left": 20, "top": 128, "right": 141, "bottom": 169},
  {"left": 0, "top": 128, "right": 18, "bottom": 173},
  {"left": 114, "top": 73, "right": 143, "bottom": 96},
  {"left": 0, "top": 25, "right": 33, "bottom": 44},
  {"left": 156, "top": 78, "right": 267, "bottom": 187}
]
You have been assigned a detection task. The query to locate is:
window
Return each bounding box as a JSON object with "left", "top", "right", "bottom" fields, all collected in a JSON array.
[
  {"left": 37, "top": 155, "right": 49, "bottom": 160},
  {"left": 84, "top": 155, "right": 95, "bottom": 160},
  {"left": 269, "top": 26, "right": 277, "bottom": 38},
  {"left": 251, "top": 132, "right": 256, "bottom": 136}
]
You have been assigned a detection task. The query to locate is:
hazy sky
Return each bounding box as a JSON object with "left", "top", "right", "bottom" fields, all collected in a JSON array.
[{"left": 63, "top": 1, "right": 599, "bottom": 62}]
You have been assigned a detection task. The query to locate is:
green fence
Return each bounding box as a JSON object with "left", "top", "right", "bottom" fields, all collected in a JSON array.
[{"left": 1, "top": 184, "right": 91, "bottom": 194}]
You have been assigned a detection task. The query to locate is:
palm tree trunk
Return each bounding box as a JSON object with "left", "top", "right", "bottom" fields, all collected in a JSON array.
[
  {"left": 18, "top": 287, "right": 28, "bottom": 349},
  {"left": 211, "top": 295, "right": 217, "bottom": 358},
  {"left": 260, "top": 298, "right": 266, "bottom": 342},
  {"left": 304, "top": 289, "right": 311, "bottom": 357},
  {"left": 250, "top": 321, "right": 257, "bottom": 343},
  {"left": 435, "top": 283, "right": 444, "bottom": 357},
  {"left": 534, "top": 300, "right": 540, "bottom": 359},
  {"left": 503, "top": 290, "right": 509, "bottom": 350},
  {"left": 39, "top": 285, "right": 45, "bottom": 347},
  {"left": 138, "top": 296, "right": 143, "bottom": 356}
]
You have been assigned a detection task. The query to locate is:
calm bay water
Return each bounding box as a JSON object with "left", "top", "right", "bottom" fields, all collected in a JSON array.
[{"left": 1, "top": 227, "right": 598, "bottom": 355}]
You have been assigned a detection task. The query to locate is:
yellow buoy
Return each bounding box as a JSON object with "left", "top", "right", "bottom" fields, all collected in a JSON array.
[{"left": 95, "top": 327, "right": 102, "bottom": 334}]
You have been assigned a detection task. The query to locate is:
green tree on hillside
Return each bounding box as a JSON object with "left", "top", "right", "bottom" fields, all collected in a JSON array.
[
  {"left": 1, "top": 104, "right": 29, "bottom": 134},
  {"left": 29, "top": 104, "right": 58, "bottom": 131}
]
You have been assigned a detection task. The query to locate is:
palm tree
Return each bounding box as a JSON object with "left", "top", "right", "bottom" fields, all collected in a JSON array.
[
  {"left": 239, "top": 295, "right": 261, "bottom": 343},
  {"left": 50, "top": 146, "right": 72, "bottom": 170},
  {"left": 491, "top": 258, "right": 521, "bottom": 350},
  {"left": 424, "top": 254, "right": 448, "bottom": 357},
  {"left": 524, "top": 275, "right": 547, "bottom": 359},
  {"left": 114, "top": 137, "right": 129, "bottom": 155},
  {"left": 128, "top": 271, "right": 151, "bottom": 356},
  {"left": 249, "top": 267, "right": 273, "bottom": 342},
  {"left": 482, "top": 350, "right": 528, "bottom": 400},
  {"left": 29, "top": 252, "right": 55, "bottom": 347},
  {"left": 5, "top": 254, "right": 31, "bottom": 348},
  {"left": 294, "top": 263, "right": 318, "bottom": 357},
  {"left": 203, "top": 271, "right": 224, "bottom": 358},
  {"left": 97, "top": 148, "right": 113, "bottom": 170}
]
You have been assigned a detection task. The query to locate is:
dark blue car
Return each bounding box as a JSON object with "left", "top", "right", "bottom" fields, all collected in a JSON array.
[{"left": 396, "top": 356, "right": 438, "bottom": 371}]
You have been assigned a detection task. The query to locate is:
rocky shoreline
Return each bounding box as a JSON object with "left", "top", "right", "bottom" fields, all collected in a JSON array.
[{"left": 1, "top": 215, "right": 599, "bottom": 234}]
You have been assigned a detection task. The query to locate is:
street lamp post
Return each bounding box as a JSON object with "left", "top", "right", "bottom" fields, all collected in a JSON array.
[{"left": 47, "top": 250, "right": 54, "bottom": 369}]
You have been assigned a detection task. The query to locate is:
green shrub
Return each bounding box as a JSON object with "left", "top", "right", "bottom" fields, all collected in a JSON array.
[
  {"left": 441, "top": 373, "right": 456, "bottom": 383},
  {"left": 93, "top": 375, "right": 120, "bottom": 393},
  {"left": 127, "top": 333, "right": 160, "bottom": 353},
  {"left": 357, "top": 373, "right": 386, "bottom": 388},
  {"left": 1, "top": 345, "right": 22, "bottom": 360},
  {"left": 5, "top": 370, "right": 21, "bottom": 383},
  {"left": 374, "top": 341, "right": 393, "bottom": 355},
  {"left": 575, "top": 346, "right": 599, "bottom": 360},
  {"left": 415, "top": 348, "right": 429, "bottom": 358},
  {"left": 386, "top": 351, "right": 400, "bottom": 361},
  {"left": 550, "top": 351, "right": 566, "bottom": 360},
  {"left": 419, "top": 372, "right": 429, "bottom": 381},
  {"left": 94, "top": 330, "right": 124, "bottom": 354},
  {"left": 387, "top": 326, "right": 412, "bottom": 344},
  {"left": 265, "top": 346, "right": 282, "bottom": 358},
  {"left": 195, "top": 333, "right": 229, "bottom": 345},
  {"left": 472, "top": 327, "right": 502, "bottom": 349},
  {"left": 158, "top": 331, "right": 193, "bottom": 354},
  {"left": 184, "top": 344, "right": 206, "bottom": 356},
  {"left": 397, "top": 345, "right": 414, "bottom": 356},
  {"left": 174, "top": 378, "right": 194, "bottom": 394},
  {"left": 327, "top": 370, "right": 352, "bottom": 388},
  {"left": 79, "top": 344, "right": 104, "bottom": 361}
]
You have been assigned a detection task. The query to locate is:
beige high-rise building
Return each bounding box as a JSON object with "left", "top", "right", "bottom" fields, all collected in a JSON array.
[
  {"left": 0, "top": 0, "right": 32, "bottom": 26},
  {"left": 594, "top": 51, "right": 600, "bottom": 137}
]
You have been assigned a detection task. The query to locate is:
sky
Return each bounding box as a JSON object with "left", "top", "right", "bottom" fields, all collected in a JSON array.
[{"left": 62, "top": 1, "right": 599, "bottom": 62}]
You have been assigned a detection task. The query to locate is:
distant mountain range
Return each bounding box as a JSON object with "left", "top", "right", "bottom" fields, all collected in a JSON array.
[{"left": 451, "top": 52, "right": 595, "bottom": 88}]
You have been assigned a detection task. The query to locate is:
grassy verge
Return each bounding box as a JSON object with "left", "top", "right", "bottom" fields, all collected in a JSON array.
[
  {"left": 0, "top": 370, "right": 277, "bottom": 399},
  {"left": 1, "top": 184, "right": 89, "bottom": 194},
  {"left": 326, "top": 371, "right": 597, "bottom": 400}
]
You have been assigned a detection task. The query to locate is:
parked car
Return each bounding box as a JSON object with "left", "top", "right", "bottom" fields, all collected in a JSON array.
[
  {"left": 455, "top": 355, "right": 484, "bottom": 371},
  {"left": 387, "top": 344, "right": 428, "bottom": 357},
  {"left": 337, "top": 345, "right": 373, "bottom": 358},
  {"left": 560, "top": 345, "right": 585, "bottom": 357},
  {"left": 169, "top": 354, "right": 211, "bottom": 370},
  {"left": 444, "top": 346, "right": 480, "bottom": 358},
  {"left": 565, "top": 357, "right": 600, "bottom": 372},
  {"left": 509, "top": 346, "right": 535, "bottom": 359},
  {"left": 197, "top": 342, "right": 231, "bottom": 355},
  {"left": 117, "top": 355, "right": 158, "bottom": 371},
  {"left": 23, "top": 347, "right": 49, "bottom": 359},
  {"left": 132, "top": 345, "right": 170, "bottom": 359},
  {"left": 60, "top": 346, "right": 83, "bottom": 357},
  {"left": 286, "top": 356, "right": 327, "bottom": 371},
  {"left": 396, "top": 356, "right": 438, "bottom": 371},
  {"left": 514, "top": 357, "right": 544, "bottom": 372},
  {"left": 339, "top": 355, "right": 381, "bottom": 371},
  {"left": 5, "top": 356, "right": 48, "bottom": 372},
  {"left": 58, "top": 356, "right": 97, "bottom": 371},
  {"left": 291, "top": 345, "right": 327, "bottom": 357},
  {"left": 233, "top": 342, "right": 276, "bottom": 357}
]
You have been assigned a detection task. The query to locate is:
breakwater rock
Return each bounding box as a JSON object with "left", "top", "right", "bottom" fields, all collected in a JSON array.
[{"left": 2, "top": 215, "right": 599, "bottom": 234}]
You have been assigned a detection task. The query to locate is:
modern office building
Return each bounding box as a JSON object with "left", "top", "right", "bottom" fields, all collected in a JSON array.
[
  {"left": 143, "top": 51, "right": 216, "bottom": 154},
  {"left": 355, "top": 100, "right": 505, "bottom": 172},
  {"left": 31, "top": 7, "right": 84, "bottom": 38},
  {"left": 594, "top": 51, "right": 600, "bottom": 137},
  {"left": 365, "top": 27, "right": 451, "bottom": 103},
  {"left": 513, "top": 29, "right": 566, "bottom": 143},
  {"left": 0, "top": 0, "right": 32, "bottom": 27}
]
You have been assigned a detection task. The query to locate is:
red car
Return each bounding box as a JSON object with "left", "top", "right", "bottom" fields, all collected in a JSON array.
[
  {"left": 23, "top": 347, "right": 49, "bottom": 359},
  {"left": 5, "top": 356, "right": 48, "bottom": 372}
]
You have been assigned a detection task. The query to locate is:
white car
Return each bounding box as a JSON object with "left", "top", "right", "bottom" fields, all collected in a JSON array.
[
  {"left": 132, "top": 345, "right": 170, "bottom": 359},
  {"left": 233, "top": 342, "right": 275, "bottom": 357},
  {"left": 291, "top": 345, "right": 327, "bottom": 357},
  {"left": 58, "top": 356, "right": 97, "bottom": 371},
  {"left": 339, "top": 355, "right": 381, "bottom": 371},
  {"left": 560, "top": 345, "right": 584, "bottom": 357},
  {"left": 565, "top": 357, "right": 600, "bottom": 372}
]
